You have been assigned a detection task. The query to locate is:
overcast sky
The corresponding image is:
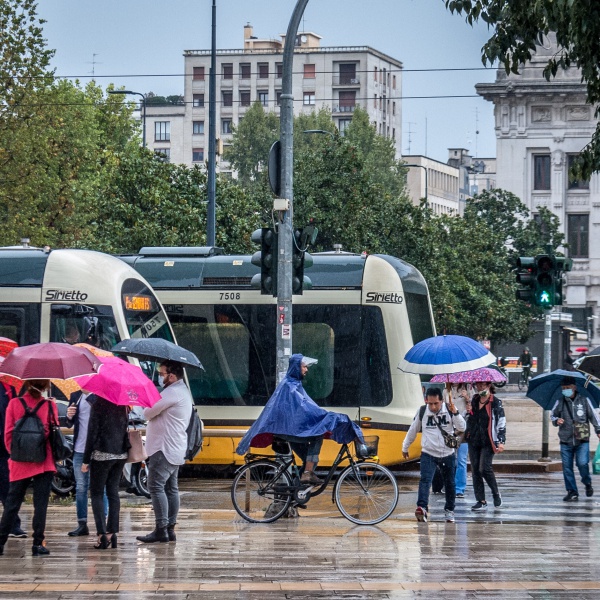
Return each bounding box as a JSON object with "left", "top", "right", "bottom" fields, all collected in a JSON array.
[{"left": 38, "top": 0, "right": 499, "bottom": 162}]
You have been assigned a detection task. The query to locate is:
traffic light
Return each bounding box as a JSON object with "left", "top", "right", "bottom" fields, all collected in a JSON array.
[
  {"left": 292, "top": 229, "right": 307, "bottom": 295},
  {"left": 250, "top": 228, "right": 278, "bottom": 295},
  {"left": 534, "top": 254, "right": 555, "bottom": 309},
  {"left": 554, "top": 256, "right": 573, "bottom": 305},
  {"left": 515, "top": 256, "right": 536, "bottom": 303}
]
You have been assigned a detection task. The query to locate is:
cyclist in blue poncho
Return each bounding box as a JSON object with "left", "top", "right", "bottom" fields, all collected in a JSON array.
[{"left": 236, "top": 354, "right": 363, "bottom": 485}]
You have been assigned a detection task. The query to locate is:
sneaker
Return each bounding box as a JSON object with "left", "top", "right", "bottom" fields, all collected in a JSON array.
[
  {"left": 300, "top": 471, "right": 323, "bottom": 485},
  {"left": 493, "top": 494, "right": 502, "bottom": 508},
  {"left": 471, "top": 500, "right": 487, "bottom": 511},
  {"left": 455, "top": 493, "right": 464, "bottom": 499},
  {"left": 586, "top": 484, "right": 594, "bottom": 497},
  {"left": 8, "top": 527, "right": 27, "bottom": 538},
  {"left": 563, "top": 491, "right": 579, "bottom": 502},
  {"left": 415, "top": 507, "right": 428, "bottom": 522},
  {"left": 445, "top": 510, "right": 455, "bottom": 523}
]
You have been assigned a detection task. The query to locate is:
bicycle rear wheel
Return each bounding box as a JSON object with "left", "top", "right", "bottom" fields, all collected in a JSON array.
[
  {"left": 231, "top": 460, "right": 292, "bottom": 523},
  {"left": 334, "top": 462, "right": 398, "bottom": 525},
  {"left": 518, "top": 373, "right": 526, "bottom": 391}
]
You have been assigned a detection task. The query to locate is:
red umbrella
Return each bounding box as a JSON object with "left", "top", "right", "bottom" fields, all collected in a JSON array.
[
  {"left": 0, "top": 343, "right": 101, "bottom": 380},
  {"left": 0, "top": 337, "right": 18, "bottom": 359},
  {"left": 576, "top": 347, "right": 589, "bottom": 353},
  {"left": 0, "top": 357, "right": 22, "bottom": 392},
  {"left": 76, "top": 356, "right": 160, "bottom": 408}
]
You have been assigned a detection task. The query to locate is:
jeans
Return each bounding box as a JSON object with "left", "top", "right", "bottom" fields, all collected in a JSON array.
[
  {"left": 455, "top": 443, "right": 469, "bottom": 494},
  {"left": 147, "top": 451, "right": 180, "bottom": 529},
  {"left": 89, "top": 458, "right": 126, "bottom": 535},
  {"left": 469, "top": 444, "right": 499, "bottom": 501},
  {"left": 0, "top": 472, "right": 53, "bottom": 546},
  {"left": 278, "top": 435, "right": 324, "bottom": 466},
  {"left": 0, "top": 458, "right": 21, "bottom": 533},
  {"left": 560, "top": 442, "right": 591, "bottom": 494},
  {"left": 73, "top": 451, "right": 108, "bottom": 523},
  {"left": 418, "top": 452, "right": 456, "bottom": 512}
]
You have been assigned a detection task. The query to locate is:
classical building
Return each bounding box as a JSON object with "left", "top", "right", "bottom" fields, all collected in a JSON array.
[
  {"left": 477, "top": 38, "right": 599, "bottom": 347},
  {"left": 145, "top": 24, "right": 403, "bottom": 171}
]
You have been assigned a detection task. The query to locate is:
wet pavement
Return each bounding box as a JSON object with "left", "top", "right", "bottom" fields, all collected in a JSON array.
[{"left": 2, "top": 471, "right": 600, "bottom": 599}]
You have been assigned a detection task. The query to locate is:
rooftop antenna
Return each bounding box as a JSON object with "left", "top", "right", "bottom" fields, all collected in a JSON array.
[
  {"left": 424, "top": 117, "right": 428, "bottom": 157},
  {"left": 405, "top": 121, "right": 416, "bottom": 154},
  {"left": 86, "top": 53, "right": 101, "bottom": 78},
  {"left": 474, "top": 107, "right": 480, "bottom": 157}
]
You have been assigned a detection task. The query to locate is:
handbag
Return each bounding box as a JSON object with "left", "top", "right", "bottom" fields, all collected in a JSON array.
[
  {"left": 435, "top": 417, "right": 459, "bottom": 449},
  {"left": 49, "top": 403, "right": 72, "bottom": 462},
  {"left": 127, "top": 429, "right": 148, "bottom": 463}
]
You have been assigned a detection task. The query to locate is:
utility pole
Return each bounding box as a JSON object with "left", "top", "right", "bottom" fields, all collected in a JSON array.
[
  {"left": 540, "top": 309, "right": 552, "bottom": 461},
  {"left": 276, "top": 0, "right": 309, "bottom": 382},
  {"left": 206, "top": 0, "right": 217, "bottom": 246}
]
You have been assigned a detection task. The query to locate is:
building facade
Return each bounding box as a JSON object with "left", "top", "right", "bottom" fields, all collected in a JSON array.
[
  {"left": 477, "top": 38, "right": 599, "bottom": 346},
  {"left": 144, "top": 24, "right": 403, "bottom": 170}
]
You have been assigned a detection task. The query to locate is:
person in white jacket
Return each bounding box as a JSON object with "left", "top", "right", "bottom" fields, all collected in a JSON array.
[{"left": 402, "top": 387, "right": 466, "bottom": 523}]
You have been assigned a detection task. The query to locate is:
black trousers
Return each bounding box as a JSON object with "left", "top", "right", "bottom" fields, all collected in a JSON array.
[
  {"left": 89, "top": 458, "right": 126, "bottom": 535},
  {"left": 469, "top": 443, "right": 499, "bottom": 501},
  {"left": 0, "top": 458, "right": 21, "bottom": 532},
  {"left": 0, "top": 471, "right": 53, "bottom": 546}
]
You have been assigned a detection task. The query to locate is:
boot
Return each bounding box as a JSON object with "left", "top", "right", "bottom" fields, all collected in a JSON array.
[
  {"left": 136, "top": 527, "right": 169, "bottom": 544},
  {"left": 167, "top": 525, "right": 176, "bottom": 542},
  {"left": 68, "top": 522, "right": 89, "bottom": 537}
]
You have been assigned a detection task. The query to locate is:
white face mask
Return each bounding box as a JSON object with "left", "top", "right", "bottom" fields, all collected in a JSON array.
[
  {"left": 158, "top": 376, "right": 165, "bottom": 388},
  {"left": 479, "top": 388, "right": 490, "bottom": 397}
]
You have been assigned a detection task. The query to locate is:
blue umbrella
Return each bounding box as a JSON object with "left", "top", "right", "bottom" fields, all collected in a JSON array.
[
  {"left": 526, "top": 369, "right": 600, "bottom": 410},
  {"left": 398, "top": 334, "right": 496, "bottom": 375}
]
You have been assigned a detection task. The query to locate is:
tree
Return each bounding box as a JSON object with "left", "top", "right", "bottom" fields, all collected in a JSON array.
[{"left": 446, "top": 0, "right": 600, "bottom": 178}]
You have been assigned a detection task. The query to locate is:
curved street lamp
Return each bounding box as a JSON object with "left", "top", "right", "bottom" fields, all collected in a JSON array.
[{"left": 108, "top": 90, "right": 147, "bottom": 148}]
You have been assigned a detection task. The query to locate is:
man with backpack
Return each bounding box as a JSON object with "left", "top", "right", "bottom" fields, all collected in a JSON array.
[
  {"left": 402, "top": 387, "right": 466, "bottom": 523},
  {"left": 136, "top": 360, "right": 193, "bottom": 544}
]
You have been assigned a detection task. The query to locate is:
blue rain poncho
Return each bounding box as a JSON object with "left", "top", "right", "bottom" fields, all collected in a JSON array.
[{"left": 236, "top": 354, "right": 363, "bottom": 455}]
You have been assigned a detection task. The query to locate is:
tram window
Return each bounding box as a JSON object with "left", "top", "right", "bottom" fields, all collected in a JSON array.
[
  {"left": 404, "top": 292, "right": 435, "bottom": 344},
  {"left": 49, "top": 305, "right": 120, "bottom": 350},
  {"left": 121, "top": 279, "right": 173, "bottom": 342},
  {"left": 0, "top": 305, "right": 40, "bottom": 346}
]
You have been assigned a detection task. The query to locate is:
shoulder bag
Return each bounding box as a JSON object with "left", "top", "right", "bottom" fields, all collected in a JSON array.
[
  {"left": 127, "top": 429, "right": 148, "bottom": 463},
  {"left": 48, "top": 401, "right": 73, "bottom": 462}
]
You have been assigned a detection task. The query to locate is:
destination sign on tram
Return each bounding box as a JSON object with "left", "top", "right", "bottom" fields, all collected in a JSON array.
[{"left": 123, "top": 294, "right": 155, "bottom": 312}]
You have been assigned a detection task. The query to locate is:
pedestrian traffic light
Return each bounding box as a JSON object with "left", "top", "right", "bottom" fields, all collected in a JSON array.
[
  {"left": 534, "top": 254, "right": 555, "bottom": 309},
  {"left": 250, "top": 228, "right": 278, "bottom": 296},
  {"left": 515, "top": 256, "right": 536, "bottom": 303}
]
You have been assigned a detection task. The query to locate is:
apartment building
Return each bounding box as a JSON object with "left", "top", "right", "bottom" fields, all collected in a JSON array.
[{"left": 145, "top": 24, "right": 403, "bottom": 170}]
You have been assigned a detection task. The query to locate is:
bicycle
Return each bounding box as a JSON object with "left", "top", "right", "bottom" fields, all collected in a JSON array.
[
  {"left": 518, "top": 367, "right": 531, "bottom": 391},
  {"left": 231, "top": 435, "right": 399, "bottom": 526}
]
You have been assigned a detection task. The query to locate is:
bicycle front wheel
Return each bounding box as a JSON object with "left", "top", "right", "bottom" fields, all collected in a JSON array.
[
  {"left": 231, "top": 460, "right": 292, "bottom": 523},
  {"left": 334, "top": 462, "right": 398, "bottom": 525},
  {"left": 518, "top": 374, "right": 526, "bottom": 391}
]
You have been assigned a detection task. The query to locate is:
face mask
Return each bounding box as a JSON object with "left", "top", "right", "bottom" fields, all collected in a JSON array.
[
  {"left": 479, "top": 389, "right": 489, "bottom": 397},
  {"left": 158, "top": 376, "right": 165, "bottom": 388},
  {"left": 562, "top": 389, "right": 574, "bottom": 398}
]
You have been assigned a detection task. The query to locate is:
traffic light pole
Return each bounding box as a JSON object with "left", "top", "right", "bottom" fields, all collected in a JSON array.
[
  {"left": 540, "top": 309, "right": 552, "bottom": 461},
  {"left": 277, "top": 0, "right": 309, "bottom": 382}
]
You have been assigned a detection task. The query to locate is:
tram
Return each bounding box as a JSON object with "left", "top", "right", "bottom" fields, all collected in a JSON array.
[
  {"left": 121, "top": 246, "right": 435, "bottom": 468},
  {"left": 0, "top": 245, "right": 174, "bottom": 350}
]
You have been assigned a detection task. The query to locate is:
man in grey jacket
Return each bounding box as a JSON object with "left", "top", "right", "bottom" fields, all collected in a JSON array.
[
  {"left": 137, "top": 360, "right": 193, "bottom": 543},
  {"left": 402, "top": 387, "right": 466, "bottom": 523},
  {"left": 551, "top": 376, "right": 600, "bottom": 501}
]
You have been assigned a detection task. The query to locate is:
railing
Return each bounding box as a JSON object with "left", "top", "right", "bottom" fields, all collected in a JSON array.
[{"left": 332, "top": 75, "right": 360, "bottom": 86}]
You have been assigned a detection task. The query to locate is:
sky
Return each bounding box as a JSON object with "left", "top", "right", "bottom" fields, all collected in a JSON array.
[{"left": 37, "top": 0, "right": 499, "bottom": 163}]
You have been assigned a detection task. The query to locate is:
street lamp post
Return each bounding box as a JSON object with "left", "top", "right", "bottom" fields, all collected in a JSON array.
[
  {"left": 108, "top": 90, "right": 147, "bottom": 148},
  {"left": 403, "top": 163, "right": 428, "bottom": 205}
]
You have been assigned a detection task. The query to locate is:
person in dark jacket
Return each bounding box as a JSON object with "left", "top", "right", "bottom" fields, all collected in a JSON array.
[
  {"left": 551, "top": 376, "right": 600, "bottom": 501},
  {"left": 466, "top": 381, "right": 506, "bottom": 511},
  {"left": 82, "top": 397, "right": 129, "bottom": 549}
]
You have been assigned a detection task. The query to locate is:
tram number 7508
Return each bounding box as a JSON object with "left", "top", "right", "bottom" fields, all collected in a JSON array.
[{"left": 220, "top": 293, "right": 241, "bottom": 301}]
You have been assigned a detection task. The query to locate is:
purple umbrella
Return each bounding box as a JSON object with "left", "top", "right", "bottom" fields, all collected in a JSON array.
[{"left": 430, "top": 367, "right": 507, "bottom": 384}]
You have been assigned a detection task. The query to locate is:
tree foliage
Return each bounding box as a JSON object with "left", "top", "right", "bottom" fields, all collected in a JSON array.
[{"left": 445, "top": 0, "right": 600, "bottom": 178}]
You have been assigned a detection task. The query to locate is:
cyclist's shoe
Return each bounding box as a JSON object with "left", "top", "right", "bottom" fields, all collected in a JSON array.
[
  {"left": 415, "top": 507, "right": 428, "bottom": 522},
  {"left": 300, "top": 471, "right": 323, "bottom": 485}
]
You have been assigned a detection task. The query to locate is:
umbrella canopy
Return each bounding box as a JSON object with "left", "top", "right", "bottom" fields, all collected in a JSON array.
[
  {"left": 399, "top": 335, "right": 496, "bottom": 375},
  {"left": 111, "top": 338, "right": 203, "bottom": 369},
  {"left": 0, "top": 337, "right": 18, "bottom": 358},
  {"left": 0, "top": 357, "right": 22, "bottom": 392},
  {"left": 76, "top": 356, "right": 161, "bottom": 408},
  {"left": 430, "top": 366, "right": 507, "bottom": 384},
  {"left": 576, "top": 347, "right": 589, "bottom": 353},
  {"left": 0, "top": 343, "right": 101, "bottom": 381},
  {"left": 575, "top": 346, "right": 600, "bottom": 379},
  {"left": 74, "top": 343, "right": 114, "bottom": 358},
  {"left": 526, "top": 368, "right": 600, "bottom": 410}
]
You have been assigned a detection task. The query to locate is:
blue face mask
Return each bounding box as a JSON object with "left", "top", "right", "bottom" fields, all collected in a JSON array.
[{"left": 562, "top": 388, "right": 574, "bottom": 398}]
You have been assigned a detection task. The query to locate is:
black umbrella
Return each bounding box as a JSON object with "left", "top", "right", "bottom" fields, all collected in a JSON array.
[
  {"left": 111, "top": 338, "right": 203, "bottom": 369},
  {"left": 576, "top": 346, "right": 600, "bottom": 379}
]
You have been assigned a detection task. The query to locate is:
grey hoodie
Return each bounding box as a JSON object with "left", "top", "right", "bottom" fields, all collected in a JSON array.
[{"left": 551, "top": 393, "right": 600, "bottom": 445}]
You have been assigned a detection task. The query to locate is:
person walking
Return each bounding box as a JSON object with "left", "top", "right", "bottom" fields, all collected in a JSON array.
[
  {"left": 551, "top": 376, "right": 600, "bottom": 501},
  {"left": 402, "top": 387, "right": 466, "bottom": 523},
  {"left": 466, "top": 380, "right": 506, "bottom": 511},
  {"left": 453, "top": 384, "right": 471, "bottom": 499},
  {"left": 137, "top": 360, "right": 193, "bottom": 544},
  {"left": 82, "top": 396, "right": 129, "bottom": 549},
  {"left": 0, "top": 380, "right": 57, "bottom": 556}
]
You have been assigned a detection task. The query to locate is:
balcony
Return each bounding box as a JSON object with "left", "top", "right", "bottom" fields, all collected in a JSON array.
[
  {"left": 333, "top": 104, "right": 357, "bottom": 113},
  {"left": 332, "top": 75, "right": 360, "bottom": 86}
]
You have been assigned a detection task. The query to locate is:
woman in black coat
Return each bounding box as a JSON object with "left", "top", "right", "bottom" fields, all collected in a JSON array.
[{"left": 82, "top": 397, "right": 129, "bottom": 549}]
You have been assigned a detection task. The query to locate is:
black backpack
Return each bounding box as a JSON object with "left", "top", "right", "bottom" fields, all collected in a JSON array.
[
  {"left": 184, "top": 407, "right": 203, "bottom": 461},
  {"left": 11, "top": 398, "right": 47, "bottom": 463}
]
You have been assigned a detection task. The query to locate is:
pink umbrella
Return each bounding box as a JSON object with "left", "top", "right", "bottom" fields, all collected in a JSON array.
[
  {"left": 430, "top": 367, "right": 507, "bottom": 384},
  {"left": 76, "top": 356, "right": 160, "bottom": 408}
]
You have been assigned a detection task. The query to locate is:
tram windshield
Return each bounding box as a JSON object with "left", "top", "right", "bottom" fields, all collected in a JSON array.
[
  {"left": 165, "top": 303, "right": 392, "bottom": 409},
  {"left": 121, "top": 279, "right": 173, "bottom": 342},
  {"left": 49, "top": 304, "right": 120, "bottom": 350}
]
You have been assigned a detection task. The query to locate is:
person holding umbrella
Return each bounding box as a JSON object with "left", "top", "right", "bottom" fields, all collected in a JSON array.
[
  {"left": 551, "top": 376, "right": 600, "bottom": 501},
  {"left": 466, "top": 380, "right": 506, "bottom": 510},
  {"left": 0, "top": 380, "right": 58, "bottom": 556}
]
